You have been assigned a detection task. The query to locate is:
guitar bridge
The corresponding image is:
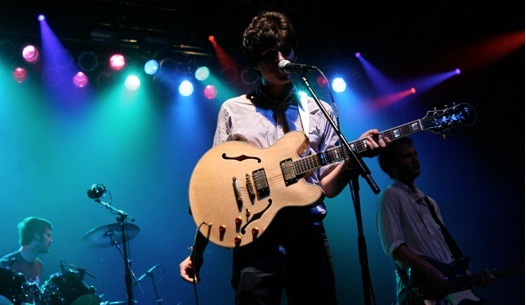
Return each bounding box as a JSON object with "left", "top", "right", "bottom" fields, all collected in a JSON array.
[{"left": 232, "top": 177, "right": 243, "bottom": 211}]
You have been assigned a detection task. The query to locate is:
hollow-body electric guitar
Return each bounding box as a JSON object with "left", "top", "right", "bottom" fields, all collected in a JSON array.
[{"left": 189, "top": 103, "right": 476, "bottom": 248}]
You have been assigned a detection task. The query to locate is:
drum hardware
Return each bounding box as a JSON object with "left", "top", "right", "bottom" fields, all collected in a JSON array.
[
  {"left": 81, "top": 224, "right": 139, "bottom": 249},
  {"left": 135, "top": 264, "right": 165, "bottom": 305},
  {"left": 60, "top": 260, "right": 96, "bottom": 280},
  {"left": 81, "top": 222, "right": 143, "bottom": 293},
  {"left": 85, "top": 184, "right": 138, "bottom": 305}
]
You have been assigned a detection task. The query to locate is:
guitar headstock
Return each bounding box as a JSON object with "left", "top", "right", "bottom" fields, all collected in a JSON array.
[{"left": 421, "top": 103, "right": 477, "bottom": 134}]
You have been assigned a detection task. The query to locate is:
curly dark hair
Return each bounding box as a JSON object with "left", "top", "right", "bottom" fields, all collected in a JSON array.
[{"left": 242, "top": 11, "right": 298, "bottom": 67}]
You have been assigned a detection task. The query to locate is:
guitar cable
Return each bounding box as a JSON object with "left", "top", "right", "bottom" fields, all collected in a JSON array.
[{"left": 189, "top": 221, "right": 211, "bottom": 305}]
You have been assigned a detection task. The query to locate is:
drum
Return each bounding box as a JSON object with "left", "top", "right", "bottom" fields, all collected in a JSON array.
[
  {"left": 41, "top": 271, "right": 99, "bottom": 305},
  {"left": 0, "top": 267, "right": 29, "bottom": 305}
]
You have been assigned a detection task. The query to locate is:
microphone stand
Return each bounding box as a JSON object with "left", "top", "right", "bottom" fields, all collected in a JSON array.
[
  {"left": 147, "top": 273, "right": 163, "bottom": 305},
  {"left": 298, "top": 72, "right": 377, "bottom": 305},
  {"left": 95, "top": 198, "right": 136, "bottom": 305},
  {"left": 350, "top": 176, "right": 375, "bottom": 305}
]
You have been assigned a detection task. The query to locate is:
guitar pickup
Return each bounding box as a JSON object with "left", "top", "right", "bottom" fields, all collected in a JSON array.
[
  {"left": 252, "top": 168, "right": 269, "bottom": 198},
  {"left": 280, "top": 158, "right": 298, "bottom": 186}
]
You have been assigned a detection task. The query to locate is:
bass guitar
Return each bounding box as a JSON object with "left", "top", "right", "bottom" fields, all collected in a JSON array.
[
  {"left": 189, "top": 103, "right": 477, "bottom": 248},
  {"left": 409, "top": 256, "right": 524, "bottom": 305}
]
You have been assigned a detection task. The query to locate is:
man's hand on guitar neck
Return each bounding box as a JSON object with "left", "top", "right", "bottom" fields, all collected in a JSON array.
[
  {"left": 358, "top": 129, "right": 391, "bottom": 158},
  {"left": 466, "top": 268, "right": 495, "bottom": 287}
]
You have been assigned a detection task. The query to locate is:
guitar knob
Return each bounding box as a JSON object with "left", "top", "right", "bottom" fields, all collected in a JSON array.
[
  {"left": 252, "top": 227, "right": 259, "bottom": 239},
  {"left": 234, "top": 236, "right": 242, "bottom": 246},
  {"left": 235, "top": 217, "right": 242, "bottom": 231},
  {"left": 219, "top": 225, "right": 226, "bottom": 241}
]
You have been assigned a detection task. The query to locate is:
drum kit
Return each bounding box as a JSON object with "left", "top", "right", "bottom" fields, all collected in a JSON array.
[{"left": 0, "top": 223, "right": 141, "bottom": 305}]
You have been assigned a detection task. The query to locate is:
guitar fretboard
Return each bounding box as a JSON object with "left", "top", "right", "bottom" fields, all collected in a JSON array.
[
  {"left": 448, "top": 265, "right": 525, "bottom": 292},
  {"left": 293, "top": 119, "right": 423, "bottom": 175}
]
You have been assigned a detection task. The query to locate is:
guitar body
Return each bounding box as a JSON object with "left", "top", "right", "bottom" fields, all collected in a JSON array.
[
  {"left": 189, "top": 131, "right": 323, "bottom": 248},
  {"left": 421, "top": 291, "right": 482, "bottom": 305},
  {"left": 410, "top": 256, "right": 483, "bottom": 305},
  {"left": 410, "top": 256, "right": 524, "bottom": 305}
]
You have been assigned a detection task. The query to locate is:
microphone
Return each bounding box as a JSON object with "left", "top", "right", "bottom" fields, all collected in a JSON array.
[
  {"left": 87, "top": 183, "right": 106, "bottom": 199},
  {"left": 136, "top": 264, "right": 160, "bottom": 283},
  {"left": 278, "top": 60, "right": 317, "bottom": 73}
]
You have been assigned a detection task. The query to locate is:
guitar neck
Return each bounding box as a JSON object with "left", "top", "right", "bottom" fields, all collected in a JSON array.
[
  {"left": 294, "top": 119, "right": 424, "bottom": 175},
  {"left": 448, "top": 265, "right": 525, "bottom": 292}
]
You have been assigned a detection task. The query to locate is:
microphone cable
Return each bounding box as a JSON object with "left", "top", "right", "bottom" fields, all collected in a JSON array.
[{"left": 189, "top": 221, "right": 211, "bottom": 305}]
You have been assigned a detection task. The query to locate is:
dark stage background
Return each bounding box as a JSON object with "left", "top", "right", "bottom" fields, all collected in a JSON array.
[{"left": 0, "top": 1, "right": 524, "bottom": 305}]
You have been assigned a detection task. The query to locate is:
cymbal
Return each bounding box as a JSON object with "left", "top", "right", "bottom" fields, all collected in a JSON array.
[{"left": 82, "top": 223, "right": 140, "bottom": 248}]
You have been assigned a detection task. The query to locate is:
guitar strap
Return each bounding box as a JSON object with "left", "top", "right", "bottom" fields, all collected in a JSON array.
[{"left": 424, "top": 196, "right": 464, "bottom": 259}]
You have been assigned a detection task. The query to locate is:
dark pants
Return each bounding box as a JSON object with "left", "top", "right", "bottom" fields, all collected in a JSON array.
[{"left": 231, "top": 220, "right": 337, "bottom": 305}]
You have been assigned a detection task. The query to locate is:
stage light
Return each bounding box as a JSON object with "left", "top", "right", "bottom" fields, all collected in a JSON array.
[
  {"left": 22, "top": 45, "right": 40, "bottom": 63},
  {"left": 195, "top": 66, "right": 210, "bottom": 81},
  {"left": 316, "top": 75, "right": 328, "bottom": 88},
  {"left": 144, "top": 59, "right": 159, "bottom": 75},
  {"left": 331, "top": 77, "right": 346, "bottom": 93},
  {"left": 109, "top": 54, "right": 126, "bottom": 71},
  {"left": 38, "top": 14, "right": 45, "bottom": 21},
  {"left": 73, "top": 71, "right": 89, "bottom": 88},
  {"left": 203, "top": 84, "right": 218, "bottom": 100},
  {"left": 178, "top": 80, "right": 194, "bottom": 96},
  {"left": 125, "top": 75, "right": 141, "bottom": 91},
  {"left": 12, "top": 67, "right": 28, "bottom": 83}
]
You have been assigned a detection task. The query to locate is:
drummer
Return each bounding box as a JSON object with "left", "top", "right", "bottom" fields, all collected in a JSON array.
[{"left": 0, "top": 217, "right": 53, "bottom": 304}]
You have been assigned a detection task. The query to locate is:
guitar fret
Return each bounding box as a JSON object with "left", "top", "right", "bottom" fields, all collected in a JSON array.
[
  {"left": 319, "top": 151, "right": 327, "bottom": 166},
  {"left": 306, "top": 155, "right": 317, "bottom": 171},
  {"left": 380, "top": 120, "right": 422, "bottom": 140}
]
